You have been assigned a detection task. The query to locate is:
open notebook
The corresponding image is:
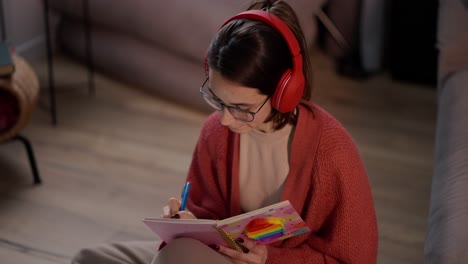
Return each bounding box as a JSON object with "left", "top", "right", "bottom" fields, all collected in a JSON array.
[{"left": 143, "top": 200, "right": 310, "bottom": 252}]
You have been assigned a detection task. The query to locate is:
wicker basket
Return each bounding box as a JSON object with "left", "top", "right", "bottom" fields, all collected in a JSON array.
[{"left": 0, "top": 55, "right": 40, "bottom": 143}]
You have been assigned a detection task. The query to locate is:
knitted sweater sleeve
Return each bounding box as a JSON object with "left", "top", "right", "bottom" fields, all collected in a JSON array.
[
  {"left": 267, "top": 126, "right": 378, "bottom": 264},
  {"left": 185, "top": 113, "right": 231, "bottom": 220}
]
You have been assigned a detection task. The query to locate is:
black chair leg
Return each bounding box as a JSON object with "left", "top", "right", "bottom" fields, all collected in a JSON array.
[{"left": 13, "top": 135, "right": 42, "bottom": 185}]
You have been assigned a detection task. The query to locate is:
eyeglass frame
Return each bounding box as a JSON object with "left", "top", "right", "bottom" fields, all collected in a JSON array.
[{"left": 199, "top": 77, "right": 270, "bottom": 122}]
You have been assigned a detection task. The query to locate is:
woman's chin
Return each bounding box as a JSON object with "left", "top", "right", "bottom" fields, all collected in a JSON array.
[{"left": 229, "top": 126, "right": 251, "bottom": 134}]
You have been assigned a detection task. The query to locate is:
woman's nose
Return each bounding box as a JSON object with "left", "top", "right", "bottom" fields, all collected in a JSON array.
[{"left": 219, "top": 108, "right": 235, "bottom": 126}]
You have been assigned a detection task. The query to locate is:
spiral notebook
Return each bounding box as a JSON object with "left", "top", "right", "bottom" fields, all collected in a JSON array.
[{"left": 142, "top": 200, "right": 310, "bottom": 252}]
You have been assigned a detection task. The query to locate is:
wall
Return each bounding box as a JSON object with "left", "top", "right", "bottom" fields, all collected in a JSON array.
[{"left": 1, "top": 0, "right": 58, "bottom": 62}]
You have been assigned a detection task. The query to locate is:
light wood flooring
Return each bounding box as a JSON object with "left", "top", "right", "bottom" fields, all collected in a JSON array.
[{"left": 0, "top": 50, "right": 437, "bottom": 264}]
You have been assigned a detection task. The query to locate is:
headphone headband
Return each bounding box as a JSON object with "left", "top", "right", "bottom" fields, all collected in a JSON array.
[
  {"left": 220, "top": 10, "right": 303, "bottom": 70},
  {"left": 213, "top": 10, "right": 305, "bottom": 113}
]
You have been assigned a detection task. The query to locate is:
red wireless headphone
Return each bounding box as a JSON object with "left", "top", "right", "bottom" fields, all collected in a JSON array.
[{"left": 206, "top": 10, "right": 305, "bottom": 113}]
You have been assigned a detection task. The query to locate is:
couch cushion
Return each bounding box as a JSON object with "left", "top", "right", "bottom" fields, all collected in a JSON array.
[
  {"left": 49, "top": 0, "right": 324, "bottom": 63},
  {"left": 425, "top": 70, "right": 468, "bottom": 263}
]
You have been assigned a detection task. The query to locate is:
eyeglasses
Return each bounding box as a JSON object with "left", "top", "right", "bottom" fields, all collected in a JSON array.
[{"left": 199, "top": 77, "right": 270, "bottom": 122}]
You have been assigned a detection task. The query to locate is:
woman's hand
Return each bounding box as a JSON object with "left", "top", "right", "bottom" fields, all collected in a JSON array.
[
  {"left": 162, "top": 197, "right": 196, "bottom": 219},
  {"left": 217, "top": 238, "right": 268, "bottom": 264}
]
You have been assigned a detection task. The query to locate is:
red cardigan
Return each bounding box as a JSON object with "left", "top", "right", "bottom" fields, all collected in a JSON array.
[{"left": 185, "top": 102, "right": 378, "bottom": 263}]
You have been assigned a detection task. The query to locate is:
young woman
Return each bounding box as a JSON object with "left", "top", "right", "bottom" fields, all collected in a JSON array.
[{"left": 72, "top": 1, "right": 378, "bottom": 263}]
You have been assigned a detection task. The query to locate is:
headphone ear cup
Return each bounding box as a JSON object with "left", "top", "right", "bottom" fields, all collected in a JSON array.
[{"left": 271, "top": 70, "right": 305, "bottom": 113}]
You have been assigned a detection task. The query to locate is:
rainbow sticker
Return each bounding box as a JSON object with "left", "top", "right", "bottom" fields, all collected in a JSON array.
[{"left": 244, "top": 218, "right": 285, "bottom": 243}]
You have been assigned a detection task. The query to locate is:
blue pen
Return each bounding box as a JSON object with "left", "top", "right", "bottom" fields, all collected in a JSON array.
[{"left": 180, "top": 182, "right": 191, "bottom": 211}]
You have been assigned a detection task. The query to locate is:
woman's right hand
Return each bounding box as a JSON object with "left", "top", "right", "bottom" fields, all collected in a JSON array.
[{"left": 162, "top": 197, "right": 197, "bottom": 219}]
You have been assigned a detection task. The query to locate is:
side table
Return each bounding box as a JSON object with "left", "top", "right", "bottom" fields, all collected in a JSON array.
[
  {"left": 0, "top": 0, "right": 95, "bottom": 125},
  {"left": 0, "top": 54, "right": 42, "bottom": 185}
]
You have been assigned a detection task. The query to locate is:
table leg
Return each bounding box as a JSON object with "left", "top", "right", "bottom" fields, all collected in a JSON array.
[{"left": 42, "top": 0, "right": 57, "bottom": 125}]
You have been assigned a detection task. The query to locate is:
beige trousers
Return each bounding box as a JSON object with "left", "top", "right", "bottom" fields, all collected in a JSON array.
[{"left": 71, "top": 239, "right": 232, "bottom": 264}]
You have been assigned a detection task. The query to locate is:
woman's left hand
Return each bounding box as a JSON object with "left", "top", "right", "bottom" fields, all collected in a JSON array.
[{"left": 217, "top": 238, "right": 267, "bottom": 264}]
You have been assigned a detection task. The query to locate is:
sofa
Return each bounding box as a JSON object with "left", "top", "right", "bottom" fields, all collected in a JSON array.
[
  {"left": 424, "top": 0, "right": 468, "bottom": 262},
  {"left": 47, "top": 0, "right": 327, "bottom": 113}
]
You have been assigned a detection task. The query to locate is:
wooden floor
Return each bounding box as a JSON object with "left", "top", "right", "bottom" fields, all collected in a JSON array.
[{"left": 0, "top": 50, "right": 437, "bottom": 264}]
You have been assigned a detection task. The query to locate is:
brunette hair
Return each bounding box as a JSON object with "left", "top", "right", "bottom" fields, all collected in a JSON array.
[{"left": 206, "top": 0, "right": 313, "bottom": 130}]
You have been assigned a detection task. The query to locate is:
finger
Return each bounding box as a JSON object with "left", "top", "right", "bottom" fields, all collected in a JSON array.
[
  {"left": 217, "top": 245, "right": 259, "bottom": 263},
  {"left": 178, "top": 211, "right": 197, "bottom": 219},
  {"left": 233, "top": 239, "right": 268, "bottom": 263},
  {"left": 217, "top": 245, "right": 247, "bottom": 261},
  {"left": 167, "top": 197, "right": 181, "bottom": 214},
  {"left": 161, "top": 205, "right": 171, "bottom": 218},
  {"left": 231, "top": 260, "right": 249, "bottom": 264},
  {"left": 236, "top": 237, "right": 257, "bottom": 252}
]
